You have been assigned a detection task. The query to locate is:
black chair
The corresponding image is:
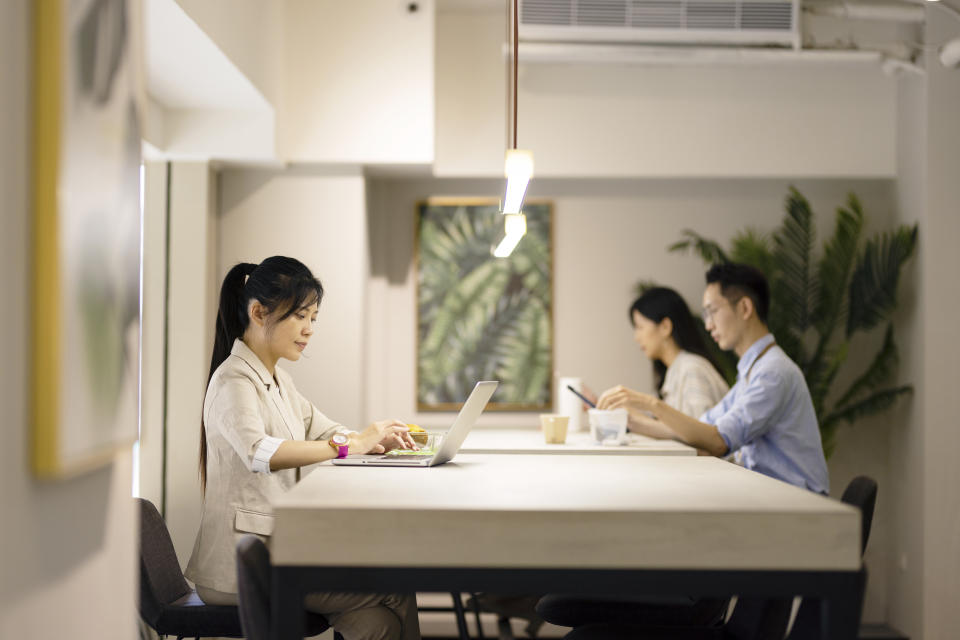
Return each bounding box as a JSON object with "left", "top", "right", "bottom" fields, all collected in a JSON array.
[
  {"left": 784, "top": 475, "right": 878, "bottom": 640},
  {"left": 235, "top": 535, "right": 333, "bottom": 640},
  {"left": 137, "top": 497, "right": 244, "bottom": 639}
]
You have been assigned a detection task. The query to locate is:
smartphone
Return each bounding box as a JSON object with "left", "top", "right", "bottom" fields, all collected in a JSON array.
[{"left": 566, "top": 384, "right": 596, "bottom": 408}]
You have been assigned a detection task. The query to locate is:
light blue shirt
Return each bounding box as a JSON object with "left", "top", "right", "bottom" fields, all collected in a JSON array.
[{"left": 701, "top": 334, "right": 829, "bottom": 494}]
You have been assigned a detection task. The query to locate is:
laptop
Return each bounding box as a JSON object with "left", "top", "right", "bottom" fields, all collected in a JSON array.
[{"left": 332, "top": 381, "right": 498, "bottom": 467}]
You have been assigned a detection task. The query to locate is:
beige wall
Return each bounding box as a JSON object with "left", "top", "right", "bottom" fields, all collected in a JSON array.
[
  {"left": 0, "top": 2, "right": 137, "bottom": 638},
  {"left": 278, "top": 0, "right": 435, "bottom": 164},
  {"left": 163, "top": 162, "right": 219, "bottom": 566},
  {"left": 889, "top": 72, "right": 926, "bottom": 639},
  {"left": 920, "top": 9, "right": 960, "bottom": 639},
  {"left": 217, "top": 168, "right": 370, "bottom": 430},
  {"left": 435, "top": 8, "right": 898, "bottom": 178}
]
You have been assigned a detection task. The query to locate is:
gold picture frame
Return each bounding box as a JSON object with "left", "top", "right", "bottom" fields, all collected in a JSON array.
[
  {"left": 31, "top": 0, "right": 141, "bottom": 478},
  {"left": 415, "top": 198, "right": 554, "bottom": 411}
]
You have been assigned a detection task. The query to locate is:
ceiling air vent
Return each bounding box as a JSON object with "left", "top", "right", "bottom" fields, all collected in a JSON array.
[{"left": 519, "top": 0, "right": 799, "bottom": 47}]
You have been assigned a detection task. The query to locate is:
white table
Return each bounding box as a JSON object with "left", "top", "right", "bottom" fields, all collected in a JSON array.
[
  {"left": 270, "top": 455, "right": 863, "bottom": 640},
  {"left": 459, "top": 428, "right": 696, "bottom": 456}
]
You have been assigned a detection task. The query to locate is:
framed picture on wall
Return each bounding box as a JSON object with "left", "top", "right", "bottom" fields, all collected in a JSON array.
[
  {"left": 31, "top": 0, "right": 141, "bottom": 478},
  {"left": 416, "top": 198, "right": 554, "bottom": 411}
]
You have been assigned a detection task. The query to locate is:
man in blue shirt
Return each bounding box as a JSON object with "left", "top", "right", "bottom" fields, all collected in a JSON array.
[{"left": 598, "top": 263, "right": 828, "bottom": 494}]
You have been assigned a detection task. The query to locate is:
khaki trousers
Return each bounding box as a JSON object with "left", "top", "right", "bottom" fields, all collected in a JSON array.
[{"left": 197, "top": 585, "right": 421, "bottom": 640}]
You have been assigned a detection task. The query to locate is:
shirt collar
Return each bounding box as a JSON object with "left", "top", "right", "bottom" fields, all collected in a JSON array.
[
  {"left": 231, "top": 339, "right": 275, "bottom": 390},
  {"left": 736, "top": 333, "right": 775, "bottom": 380}
]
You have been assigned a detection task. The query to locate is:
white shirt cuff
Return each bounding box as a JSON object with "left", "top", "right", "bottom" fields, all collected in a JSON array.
[{"left": 252, "top": 436, "right": 285, "bottom": 474}]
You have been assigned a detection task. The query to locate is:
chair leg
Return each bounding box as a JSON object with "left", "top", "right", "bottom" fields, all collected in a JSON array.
[
  {"left": 451, "top": 592, "right": 472, "bottom": 640},
  {"left": 469, "top": 592, "right": 486, "bottom": 640},
  {"left": 497, "top": 615, "right": 515, "bottom": 640}
]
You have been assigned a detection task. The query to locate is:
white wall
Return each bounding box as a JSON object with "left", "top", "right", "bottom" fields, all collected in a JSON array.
[
  {"left": 164, "top": 162, "right": 219, "bottom": 566},
  {"left": 139, "top": 162, "right": 169, "bottom": 510},
  {"left": 0, "top": 2, "right": 137, "bottom": 638},
  {"left": 279, "top": 0, "right": 435, "bottom": 164},
  {"left": 435, "top": 8, "right": 898, "bottom": 178},
  {"left": 888, "top": 72, "right": 926, "bottom": 639},
  {"left": 919, "top": 8, "right": 960, "bottom": 639},
  {"left": 217, "top": 168, "right": 370, "bottom": 431}
]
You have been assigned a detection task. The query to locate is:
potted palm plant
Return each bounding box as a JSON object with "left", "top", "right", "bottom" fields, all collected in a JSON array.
[{"left": 667, "top": 187, "right": 918, "bottom": 457}]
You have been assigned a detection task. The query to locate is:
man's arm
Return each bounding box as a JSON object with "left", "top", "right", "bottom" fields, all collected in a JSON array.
[
  {"left": 597, "top": 385, "right": 729, "bottom": 456},
  {"left": 646, "top": 398, "right": 729, "bottom": 457}
]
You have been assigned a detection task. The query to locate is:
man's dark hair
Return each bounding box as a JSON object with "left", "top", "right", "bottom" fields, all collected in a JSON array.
[{"left": 705, "top": 263, "right": 770, "bottom": 324}]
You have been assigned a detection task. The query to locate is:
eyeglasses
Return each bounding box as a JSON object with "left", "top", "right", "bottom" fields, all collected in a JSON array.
[{"left": 702, "top": 297, "right": 740, "bottom": 323}]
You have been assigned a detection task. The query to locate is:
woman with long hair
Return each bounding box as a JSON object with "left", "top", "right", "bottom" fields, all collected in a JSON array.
[
  {"left": 185, "top": 256, "right": 420, "bottom": 640},
  {"left": 598, "top": 286, "right": 729, "bottom": 440}
]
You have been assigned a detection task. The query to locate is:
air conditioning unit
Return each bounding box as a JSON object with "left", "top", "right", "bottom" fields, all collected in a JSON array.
[{"left": 519, "top": 0, "right": 800, "bottom": 48}]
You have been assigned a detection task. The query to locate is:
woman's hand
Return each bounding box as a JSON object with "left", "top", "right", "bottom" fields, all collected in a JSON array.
[
  {"left": 351, "top": 419, "right": 417, "bottom": 454},
  {"left": 596, "top": 385, "right": 656, "bottom": 413}
]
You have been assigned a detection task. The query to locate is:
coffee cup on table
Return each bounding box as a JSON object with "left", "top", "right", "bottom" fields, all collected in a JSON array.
[{"left": 540, "top": 414, "right": 570, "bottom": 444}]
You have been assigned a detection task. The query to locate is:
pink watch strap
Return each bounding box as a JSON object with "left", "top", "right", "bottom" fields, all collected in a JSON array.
[{"left": 335, "top": 443, "right": 349, "bottom": 459}]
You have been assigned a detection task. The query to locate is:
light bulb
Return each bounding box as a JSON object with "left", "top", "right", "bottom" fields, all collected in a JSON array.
[
  {"left": 493, "top": 213, "right": 526, "bottom": 258},
  {"left": 502, "top": 149, "right": 534, "bottom": 214}
]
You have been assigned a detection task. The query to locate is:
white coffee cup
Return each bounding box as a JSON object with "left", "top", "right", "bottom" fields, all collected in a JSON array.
[{"left": 587, "top": 408, "right": 628, "bottom": 445}]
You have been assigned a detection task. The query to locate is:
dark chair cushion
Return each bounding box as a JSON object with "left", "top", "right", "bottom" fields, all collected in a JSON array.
[
  {"left": 137, "top": 498, "right": 192, "bottom": 626},
  {"left": 537, "top": 595, "right": 728, "bottom": 629},
  {"left": 153, "top": 591, "right": 245, "bottom": 637},
  {"left": 138, "top": 498, "right": 245, "bottom": 638},
  {"left": 563, "top": 622, "right": 724, "bottom": 640}
]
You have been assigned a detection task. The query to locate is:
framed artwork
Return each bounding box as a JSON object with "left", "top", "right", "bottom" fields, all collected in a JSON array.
[
  {"left": 416, "top": 198, "right": 553, "bottom": 411},
  {"left": 31, "top": 0, "right": 141, "bottom": 478}
]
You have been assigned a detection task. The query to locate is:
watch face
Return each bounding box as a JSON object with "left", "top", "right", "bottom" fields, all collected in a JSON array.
[{"left": 331, "top": 433, "right": 349, "bottom": 446}]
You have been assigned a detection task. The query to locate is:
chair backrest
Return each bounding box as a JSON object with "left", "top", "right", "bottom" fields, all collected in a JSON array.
[
  {"left": 840, "top": 475, "right": 878, "bottom": 556},
  {"left": 236, "top": 534, "right": 273, "bottom": 640},
  {"left": 137, "top": 498, "right": 192, "bottom": 627}
]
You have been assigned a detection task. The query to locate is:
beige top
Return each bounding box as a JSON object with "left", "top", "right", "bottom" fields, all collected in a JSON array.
[
  {"left": 185, "top": 339, "right": 347, "bottom": 593},
  {"left": 661, "top": 351, "right": 729, "bottom": 420}
]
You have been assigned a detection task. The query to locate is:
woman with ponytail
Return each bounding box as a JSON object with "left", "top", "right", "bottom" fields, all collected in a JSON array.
[{"left": 185, "top": 256, "right": 421, "bottom": 640}]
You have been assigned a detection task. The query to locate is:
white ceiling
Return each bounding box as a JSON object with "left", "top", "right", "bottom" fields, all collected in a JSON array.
[{"left": 144, "top": 0, "right": 271, "bottom": 112}]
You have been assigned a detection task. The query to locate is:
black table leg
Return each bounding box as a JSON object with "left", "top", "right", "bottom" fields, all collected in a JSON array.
[
  {"left": 820, "top": 568, "right": 867, "bottom": 640},
  {"left": 273, "top": 566, "right": 306, "bottom": 640}
]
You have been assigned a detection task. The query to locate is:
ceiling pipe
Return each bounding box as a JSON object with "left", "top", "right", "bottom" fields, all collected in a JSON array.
[{"left": 803, "top": 0, "right": 926, "bottom": 23}]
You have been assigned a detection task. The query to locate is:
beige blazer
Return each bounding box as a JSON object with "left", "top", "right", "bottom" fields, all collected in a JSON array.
[{"left": 185, "top": 339, "right": 347, "bottom": 593}]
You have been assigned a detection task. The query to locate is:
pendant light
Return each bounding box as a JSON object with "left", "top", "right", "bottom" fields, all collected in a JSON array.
[{"left": 494, "top": 0, "right": 533, "bottom": 258}]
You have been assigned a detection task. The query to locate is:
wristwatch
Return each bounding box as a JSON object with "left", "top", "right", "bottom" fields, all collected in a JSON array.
[{"left": 328, "top": 433, "right": 349, "bottom": 459}]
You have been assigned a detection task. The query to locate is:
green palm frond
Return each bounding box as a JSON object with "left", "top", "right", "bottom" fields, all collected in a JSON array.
[
  {"left": 771, "top": 188, "right": 815, "bottom": 333},
  {"left": 846, "top": 225, "right": 918, "bottom": 337},
  {"left": 821, "top": 386, "right": 914, "bottom": 433},
  {"left": 811, "top": 195, "right": 864, "bottom": 338},
  {"left": 419, "top": 259, "right": 510, "bottom": 359},
  {"left": 730, "top": 228, "right": 776, "bottom": 279},
  {"left": 420, "top": 288, "right": 533, "bottom": 402},
  {"left": 806, "top": 195, "right": 864, "bottom": 380},
  {"left": 418, "top": 202, "right": 553, "bottom": 407},
  {"left": 807, "top": 342, "right": 848, "bottom": 419},
  {"left": 668, "top": 230, "right": 729, "bottom": 265},
  {"left": 495, "top": 301, "right": 552, "bottom": 404},
  {"left": 834, "top": 324, "right": 899, "bottom": 409}
]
